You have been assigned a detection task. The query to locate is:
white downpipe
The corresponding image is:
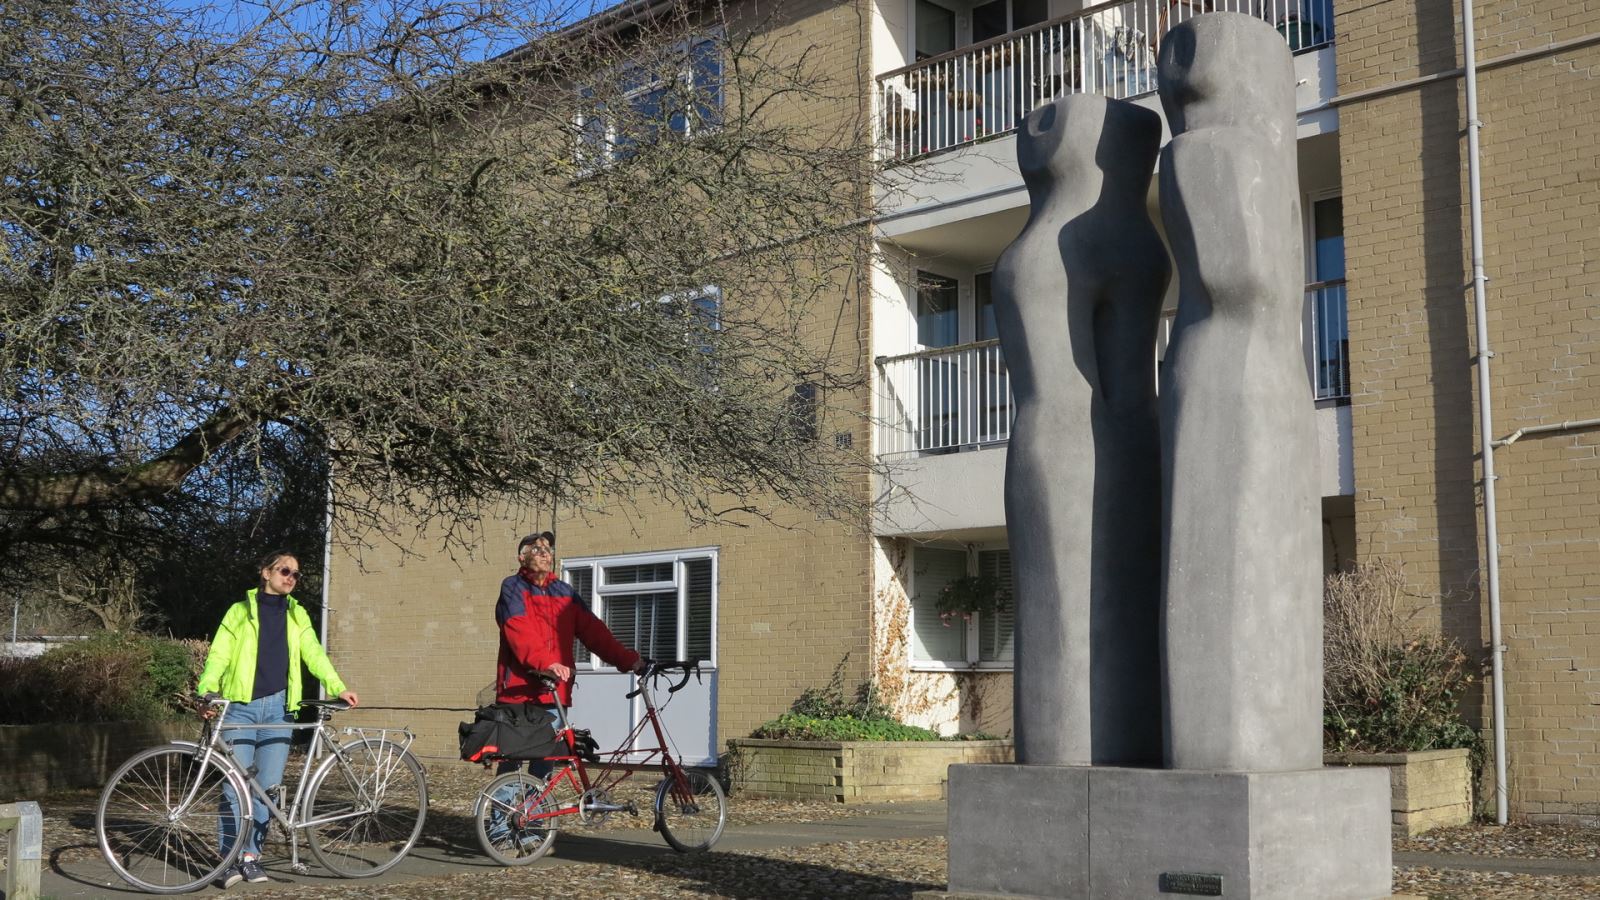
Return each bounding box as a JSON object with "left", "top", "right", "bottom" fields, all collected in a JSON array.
[{"left": 1461, "top": 0, "right": 1508, "bottom": 826}]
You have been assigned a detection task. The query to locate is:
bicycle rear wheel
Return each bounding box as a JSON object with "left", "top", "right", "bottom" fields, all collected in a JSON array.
[
  {"left": 654, "top": 767, "right": 727, "bottom": 852},
  {"left": 96, "top": 744, "right": 249, "bottom": 894},
  {"left": 474, "top": 770, "right": 559, "bottom": 865},
  {"left": 304, "top": 737, "right": 428, "bottom": 877}
]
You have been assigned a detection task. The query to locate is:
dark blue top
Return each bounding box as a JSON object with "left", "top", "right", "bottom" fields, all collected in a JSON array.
[{"left": 253, "top": 592, "right": 289, "bottom": 700}]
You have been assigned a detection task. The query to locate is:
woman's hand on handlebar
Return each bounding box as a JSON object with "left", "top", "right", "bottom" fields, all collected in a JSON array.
[{"left": 196, "top": 692, "right": 224, "bottom": 719}]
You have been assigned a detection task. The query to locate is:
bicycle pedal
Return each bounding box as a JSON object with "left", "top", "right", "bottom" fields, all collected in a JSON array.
[{"left": 289, "top": 862, "right": 310, "bottom": 875}]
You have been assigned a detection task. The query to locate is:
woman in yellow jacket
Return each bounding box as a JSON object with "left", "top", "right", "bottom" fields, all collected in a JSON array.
[{"left": 197, "top": 549, "right": 358, "bottom": 888}]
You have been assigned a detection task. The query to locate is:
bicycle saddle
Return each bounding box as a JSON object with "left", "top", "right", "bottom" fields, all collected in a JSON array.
[{"left": 299, "top": 698, "right": 352, "bottom": 710}]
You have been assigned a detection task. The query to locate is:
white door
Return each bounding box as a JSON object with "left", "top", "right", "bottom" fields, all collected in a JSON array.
[{"left": 564, "top": 551, "right": 719, "bottom": 766}]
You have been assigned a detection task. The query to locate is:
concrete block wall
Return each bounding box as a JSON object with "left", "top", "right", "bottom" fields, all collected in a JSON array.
[
  {"left": 1337, "top": 0, "right": 1600, "bottom": 821},
  {"left": 1327, "top": 748, "right": 1474, "bottom": 836},
  {"left": 729, "top": 738, "right": 1014, "bottom": 802}
]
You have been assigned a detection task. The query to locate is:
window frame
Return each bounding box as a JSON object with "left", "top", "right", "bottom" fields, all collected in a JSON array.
[
  {"left": 563, "top": 547, "right": 719, "bottom": 670},
  {"left": 574, "top": 32, "right": 725, "bottom": 169},
  {"left": 907, "top": 543, "right": 1014, "bottom": 672}
]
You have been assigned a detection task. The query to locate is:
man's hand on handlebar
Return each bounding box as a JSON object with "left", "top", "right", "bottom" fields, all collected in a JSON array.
[{"left": 542, "top": 663, "right": 573, "bottom": 683}]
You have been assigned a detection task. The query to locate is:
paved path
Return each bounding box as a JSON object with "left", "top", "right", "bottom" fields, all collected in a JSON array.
[{"left": 40, "top": 801, "right": 946, "bottom": 897}]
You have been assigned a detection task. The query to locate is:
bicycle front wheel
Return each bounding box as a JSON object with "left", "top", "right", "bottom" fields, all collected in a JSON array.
[
  {"left": 304, "top": 737, "right": 427, "bottom": 877},
  {"left": 96, "top": 743, "right": 250, "bottom": 894},
  {"left": 474, "top": 770, "right": 559, "bottom": 865},
  {"left": 654, "top": 768, "right": 727, "bottom": 852}
]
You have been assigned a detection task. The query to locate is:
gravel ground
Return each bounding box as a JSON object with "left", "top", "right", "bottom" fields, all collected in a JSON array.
[
  {"left": 1397, "top": 823, "right": 1600, "bottom": 860},
  {"left": 34, "top": 763, "right": 1600, "bottom": 899},
  {"left": 1396, "top": 865, "right": 1600, "bottom": 899}
]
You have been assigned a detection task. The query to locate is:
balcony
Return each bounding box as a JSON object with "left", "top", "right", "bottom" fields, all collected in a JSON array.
[
  {"left": 876, "top": 339, "right": 1012, "bottom": 456},
  {"left": 877, "top": 0, "right": 1334, "bottom": 161},
  {"left": 875, "top": 283, "right": 1349, "bottom": 459}
]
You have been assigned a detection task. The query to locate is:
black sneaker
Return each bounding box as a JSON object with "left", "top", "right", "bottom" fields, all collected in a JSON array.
[
  {"left": 219, "top": 867, "right": 244, "bottom": 889},
  {"left": 239, "top": 858, "right": 270, "bottom": 883}
]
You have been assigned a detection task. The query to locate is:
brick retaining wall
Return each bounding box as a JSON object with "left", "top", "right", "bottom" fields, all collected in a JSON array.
[
  {"left": 727, "top": 738, "right": 1014, "bottom": 803},
  {"left": 0, "top": 721, "right": 195, "bottom": 801},
  {"left": 1326, "top": 748, "right": 1474, "bottom": 836}
]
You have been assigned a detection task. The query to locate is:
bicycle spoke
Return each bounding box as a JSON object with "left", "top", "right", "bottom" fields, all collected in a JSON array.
[
  {"left": 306, "top": 739, "right": 427, "bottom": 877},
  {"left": 474, "top": 771, "right": 558, "bottom": 866},
  {"left": 655, "top": 768, "right": 727, "bottom": 853},
  {"left": 97, "top": 747, "right": 244, "bottom": 892}
]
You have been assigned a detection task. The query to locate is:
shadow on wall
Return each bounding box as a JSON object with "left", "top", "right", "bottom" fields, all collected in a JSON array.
[
  {"left": 0, "top": 720, "right": 194, "bottom": 800},
  {"left": 1411, "top": 0, "right": 1484, "bottom": 731}
]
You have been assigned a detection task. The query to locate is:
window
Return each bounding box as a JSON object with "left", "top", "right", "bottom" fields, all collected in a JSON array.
[
  {"left": 577, "top": 37, "right": 723, "bottom": 167},
  {"left": 564, "top": 549, "right": 717, "bottom": 667},
  {"left": 915, "top": 272, "right": 959, "bottom": 349},
  {"left": 975, "top": 272, "right": 999, "bottom": 342},
  {"left": 972, "top": 0, "right": 1048, "bottom": 43},
  {"left": 915, "top": 0, "right": 956, "bottom": 60},
  {"left": 909, "top": 546, "right": 1014, "bottom": 668}
]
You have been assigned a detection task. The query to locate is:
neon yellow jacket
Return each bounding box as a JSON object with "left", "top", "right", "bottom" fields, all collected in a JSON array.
[{"left": 197, "top": 589, "right": 347, "bottom": 709}]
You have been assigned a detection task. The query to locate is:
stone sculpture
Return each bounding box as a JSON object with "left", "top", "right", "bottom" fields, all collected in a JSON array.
[
  {"left": 1156, "top": 12, "right": 1322, "bottom": 772},
  {"left": 943, "top": 16, "right": 1391, "bottom": 900},
  {"left": 990, "top": 93, "right": 1169, "bottom": 767}
]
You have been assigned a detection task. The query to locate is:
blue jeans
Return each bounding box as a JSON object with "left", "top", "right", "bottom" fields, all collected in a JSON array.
[{"left": 219, "top": 691, "right": 292, "bottom": 860}]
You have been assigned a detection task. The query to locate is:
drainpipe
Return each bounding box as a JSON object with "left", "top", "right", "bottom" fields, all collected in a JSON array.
[
  {"left": 318, "top": 474, "right": 334, "bottom": 700},
  {"left": 1461, "top": 0, "right": 1509, "bottom": 826}
]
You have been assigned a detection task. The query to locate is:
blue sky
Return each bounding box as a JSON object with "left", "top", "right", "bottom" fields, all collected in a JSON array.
[{"left": 161, "top": 0, "right": 629, "bottom": 64}]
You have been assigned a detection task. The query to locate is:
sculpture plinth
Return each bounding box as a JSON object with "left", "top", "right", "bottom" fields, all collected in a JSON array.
[{"left": 941, "top": 764, "right": 1391, "bottom": 900}]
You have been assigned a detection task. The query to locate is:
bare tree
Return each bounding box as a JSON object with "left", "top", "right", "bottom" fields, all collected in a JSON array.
[{"left": 1, "top": 0, "right": 879, "bottom": 556}]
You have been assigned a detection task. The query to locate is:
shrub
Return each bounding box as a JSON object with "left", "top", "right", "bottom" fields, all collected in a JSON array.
[
  {"left": 788, "top": 657, "right": 895, "bottom": 721},
  {"left": 0, "top": 633, "right": 207, "bottom": 724},
  {"left": 750, "top": 713, "right": 939, "bottom": 742},
  {"left": 752, "top": 656, "right": 958, "bottom": 742},
  {"left": 1323, "top": 560, "right": 1483, "bottom": 762}
]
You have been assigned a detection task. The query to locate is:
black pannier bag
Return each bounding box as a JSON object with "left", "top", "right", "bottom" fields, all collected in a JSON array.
[{"left": 458, "top": 703, "right": 564, "bottom": 763}]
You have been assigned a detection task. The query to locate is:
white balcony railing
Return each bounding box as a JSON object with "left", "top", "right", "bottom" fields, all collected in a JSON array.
[
  {"left": 878, "top": 0, "right": 1334, "bottom": 160},
  {"left": 1308, "top": 278, "right": 1349, "bottom": 401},
  {"left": 876, "top": 339, "right": 1012, "bottom": 456},
  {"left": 876, "top": 282, "right": 1349, "bottom": 456}
]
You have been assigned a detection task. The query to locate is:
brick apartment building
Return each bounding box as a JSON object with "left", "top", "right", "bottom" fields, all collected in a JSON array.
[{"left": 326, "top": 0, "right": 1600, "bottom": 821}]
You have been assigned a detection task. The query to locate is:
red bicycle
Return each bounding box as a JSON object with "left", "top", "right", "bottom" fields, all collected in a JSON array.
[{"left": 471, "top": 659, "right": 727, "bottom": 864}]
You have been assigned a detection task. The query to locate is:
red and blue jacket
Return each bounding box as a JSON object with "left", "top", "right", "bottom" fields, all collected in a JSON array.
[{"left": 495, "top": 568, "right": 641, "bottom": 707}]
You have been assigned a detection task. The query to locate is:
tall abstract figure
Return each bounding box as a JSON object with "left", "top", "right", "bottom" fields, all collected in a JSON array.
[
  {"left": 992, "top": 94, "right": 1169, "bottom": 766},
  {"left": 1157, "top": 14, "right": 1322, "bottom": 771}
]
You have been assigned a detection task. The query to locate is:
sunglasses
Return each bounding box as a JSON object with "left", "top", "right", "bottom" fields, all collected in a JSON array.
[{"left": 276, "top": 567, "right": 302, "bottom": 579}]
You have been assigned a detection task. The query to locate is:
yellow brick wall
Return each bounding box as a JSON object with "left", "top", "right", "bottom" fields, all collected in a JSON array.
[
  {"left": 1339, "top": 0, "right": 1600, "bottom": 821},
  {"left": 325, "top": 0, "right": 878, "bottom": 763}
]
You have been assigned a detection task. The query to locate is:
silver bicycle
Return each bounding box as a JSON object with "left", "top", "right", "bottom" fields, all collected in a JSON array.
[{"left": 95, "top": 696, "right": 428, "bottom": 894}]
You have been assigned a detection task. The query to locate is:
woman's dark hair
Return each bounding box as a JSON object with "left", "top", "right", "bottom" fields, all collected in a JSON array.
[{"left": 255, "top": 548, "right": 299, "bottom": 574}]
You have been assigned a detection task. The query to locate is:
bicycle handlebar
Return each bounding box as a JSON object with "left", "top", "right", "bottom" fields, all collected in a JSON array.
[{"left": 625, "top": 659, "right": 701, "bottom": 699}]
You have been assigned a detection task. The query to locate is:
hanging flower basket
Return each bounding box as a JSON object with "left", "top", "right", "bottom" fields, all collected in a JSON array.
[{"left": 936, "top": 574, "right": 1011, "bottom": 626}]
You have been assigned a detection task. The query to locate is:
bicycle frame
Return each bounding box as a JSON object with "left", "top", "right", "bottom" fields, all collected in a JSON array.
[
  {"left": 518, "top": 674, "right": 698, "bottom": 824},
  {"left": 180, "top": 699, "right": 417, "bottom": 873}
]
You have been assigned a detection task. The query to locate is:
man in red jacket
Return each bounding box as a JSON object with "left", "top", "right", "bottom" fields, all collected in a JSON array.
[{"left": 494, "top": 531, "right": 645, "bottom": 775}]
